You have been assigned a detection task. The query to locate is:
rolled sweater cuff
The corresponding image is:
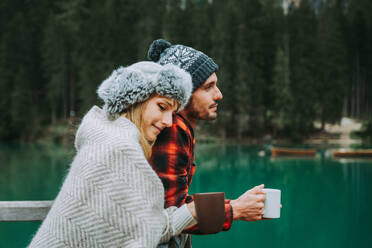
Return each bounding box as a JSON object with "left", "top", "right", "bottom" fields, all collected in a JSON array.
[{"left": 171, "top": 204, "right": 196, "bottom": 234}]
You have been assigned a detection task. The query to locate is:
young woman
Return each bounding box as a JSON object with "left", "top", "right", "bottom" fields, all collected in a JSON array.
[{"left": 29, "top": 61, "right": 197, "bottom": 248}]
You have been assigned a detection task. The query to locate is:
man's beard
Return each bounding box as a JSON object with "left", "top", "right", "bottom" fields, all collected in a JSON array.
[{"left": 184, "top": 97, "right": 217, "bottom": 121}]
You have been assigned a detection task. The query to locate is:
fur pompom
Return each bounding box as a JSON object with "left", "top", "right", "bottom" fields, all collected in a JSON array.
[{"left": 147, "top": 39, "right": 172, "bottom": 62}]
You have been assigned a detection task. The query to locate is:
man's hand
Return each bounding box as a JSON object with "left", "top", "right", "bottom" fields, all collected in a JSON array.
[{"left": 230, "top": 184, "right": 266, "bottom": 221}]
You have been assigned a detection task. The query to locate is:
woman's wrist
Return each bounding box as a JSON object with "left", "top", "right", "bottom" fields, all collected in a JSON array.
[{"left": 186, "top": 201, "right": 197, "bottom": 220}]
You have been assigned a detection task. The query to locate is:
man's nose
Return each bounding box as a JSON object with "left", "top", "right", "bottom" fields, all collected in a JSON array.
[
  {"left": 214, "top": 86, "right": 223, "bottom": 101},
  {"left": 162, "top": 112, "right": 173, "bottom": 127}
]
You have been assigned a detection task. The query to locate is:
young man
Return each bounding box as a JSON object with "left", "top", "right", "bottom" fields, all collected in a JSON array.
[{"left": 148, "top": 39, "right": 266, "bottom": 247}]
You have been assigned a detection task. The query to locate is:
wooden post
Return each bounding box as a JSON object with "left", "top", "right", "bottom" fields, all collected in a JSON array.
[{"left": 0, "top": 201, "right": 53, "bottom": 222}]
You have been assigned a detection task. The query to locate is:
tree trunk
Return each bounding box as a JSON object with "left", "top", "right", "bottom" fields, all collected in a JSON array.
[{"left": 70, "top": 66, "right": 76, "bottom": 118}]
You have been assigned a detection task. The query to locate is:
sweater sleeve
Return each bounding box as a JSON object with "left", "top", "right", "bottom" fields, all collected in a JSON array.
[{"left": 159, "top": 205, "right": 196, "bottom": 244}]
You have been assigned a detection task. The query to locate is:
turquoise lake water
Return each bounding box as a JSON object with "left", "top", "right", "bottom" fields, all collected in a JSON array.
[{"left": 1, "top": 144, "right": 371, "bottom": 248}]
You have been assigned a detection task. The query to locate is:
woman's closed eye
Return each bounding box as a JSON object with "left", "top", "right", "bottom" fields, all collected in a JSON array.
[{"left": 158, "top": 103, "right": 167, "bottom": 111}]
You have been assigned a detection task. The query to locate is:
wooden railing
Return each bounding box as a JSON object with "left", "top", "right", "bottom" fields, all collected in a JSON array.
[{"left": 0, "top": 201, "right": 53, "bottom": 221}]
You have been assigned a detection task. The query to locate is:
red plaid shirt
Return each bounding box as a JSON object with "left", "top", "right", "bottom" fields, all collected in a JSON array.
[{"left": 150, "top": 114, "right": 233, "bottom": 234}]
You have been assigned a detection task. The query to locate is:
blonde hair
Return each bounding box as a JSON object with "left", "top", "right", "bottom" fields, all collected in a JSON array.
[
  {"left": 121, "top": 94, "right": 179, "bottom": 160},
  {"left": 122, "top": 101, "right": 153, "bottom": 160}
]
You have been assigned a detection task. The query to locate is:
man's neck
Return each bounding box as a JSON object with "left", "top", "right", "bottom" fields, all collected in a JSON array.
[{"left": 178, "top": 110, "right": 198, "bottom": 129}]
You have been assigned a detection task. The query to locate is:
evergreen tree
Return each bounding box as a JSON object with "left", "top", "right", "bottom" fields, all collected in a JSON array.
[
  {"left": 42, "top": 15, "right": 72, "bottom": 123},
  {"left": 76, "top": 0, "right": 142, "bottom": 113},
  {"left": 211, "top": 0, "right": 240, "bottom": 138},
  {"left": 345, "top": 0, "right": 372, "bottom": 119},
  {"left": 315, "top": 2, "right": 348, "bottom": 129},
  {"left": 1, "top": 0, "right": 371, "bottom": 142},
  {"left": 1, "top": 0, "right": 50, "bottom": 141},
  {"left": 286, "top": 0, "right": 318, "bottom": 138},
  {"left": 135, "top": 0, "right": 166, "bottom": 59},
  {"left": 272, "top": 44, "right": 291, "bottom": 134}
]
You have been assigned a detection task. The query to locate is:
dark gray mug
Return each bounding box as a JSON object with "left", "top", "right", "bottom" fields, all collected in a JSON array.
[{"left": 193, "top": 192, "right": 225, "bottom": 233}]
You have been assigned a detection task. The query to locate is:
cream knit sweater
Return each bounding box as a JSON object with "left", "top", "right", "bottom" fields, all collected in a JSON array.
[{"left": 29, "top": 106, "right": 195, "bottom": 248}]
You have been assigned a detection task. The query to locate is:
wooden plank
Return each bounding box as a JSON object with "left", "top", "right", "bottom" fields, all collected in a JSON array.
[{"left": 0, "top": 201, "right": 53, "bottom": 222}]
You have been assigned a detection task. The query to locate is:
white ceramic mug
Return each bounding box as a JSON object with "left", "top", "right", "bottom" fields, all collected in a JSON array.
[{"left": 262, "top": 188, "right": 281, "bottom": 218}]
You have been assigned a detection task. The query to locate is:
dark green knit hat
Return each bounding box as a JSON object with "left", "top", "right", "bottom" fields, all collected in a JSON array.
[{"left": 147, "top": 39, "right": 219, "bottom": 91}]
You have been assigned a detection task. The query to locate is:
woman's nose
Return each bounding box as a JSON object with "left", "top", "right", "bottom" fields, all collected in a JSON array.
[{"left": 162, "top": 112, "right": 173, "bottom": 127}]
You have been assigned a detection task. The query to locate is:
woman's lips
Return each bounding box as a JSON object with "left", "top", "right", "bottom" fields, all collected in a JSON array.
[{"left": 153, "top": 125, "right": 162, "bottom": 134}]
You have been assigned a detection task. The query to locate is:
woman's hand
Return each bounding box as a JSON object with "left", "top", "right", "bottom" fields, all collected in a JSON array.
[{"left": 186, "top": 201, "right": 197, "bottom": 220}]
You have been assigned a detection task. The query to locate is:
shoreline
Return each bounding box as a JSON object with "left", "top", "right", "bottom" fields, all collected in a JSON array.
[{"left": 12, "top": 117, "right": 369, "bottom": 148}]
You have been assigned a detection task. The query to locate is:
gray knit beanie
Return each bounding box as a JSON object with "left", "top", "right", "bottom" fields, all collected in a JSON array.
[
  {"left": 97, "top": 61, "right": 192, "bottom": 117},
  {"left": 147, "top": 39, "right": 219, "bottom": 91}
]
